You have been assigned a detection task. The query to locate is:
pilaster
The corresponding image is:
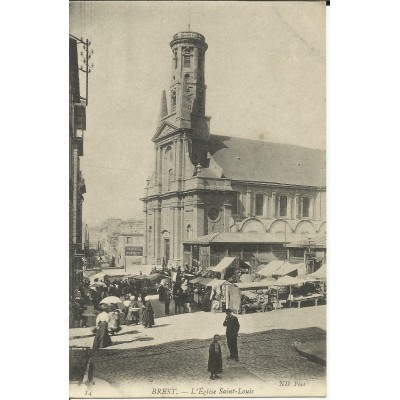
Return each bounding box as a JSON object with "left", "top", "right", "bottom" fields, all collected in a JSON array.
[
  {"left": 263, "top": 194, "right": 269, "bottom": 218},
  {"left": 271, "top": 192, "right": 276, "bottom": 218},
  {"left": 294, "top": 193, "right": 300, "bottom": 219},
  {"left": 246, "top": 189, "right": 252, "bottom": 216}
]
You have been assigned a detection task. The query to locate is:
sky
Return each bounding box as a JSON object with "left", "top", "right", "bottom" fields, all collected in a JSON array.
[{"left": 69, "top": 1, "right": 326, "bottom": 227}]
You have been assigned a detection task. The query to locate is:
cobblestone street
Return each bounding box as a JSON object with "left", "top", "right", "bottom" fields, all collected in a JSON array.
[
  {"left": 92, "top": 327, "right": 326, "bottom": 383},
  {"left": 70, "top": 306, "right": 326, "bottom": 397}
]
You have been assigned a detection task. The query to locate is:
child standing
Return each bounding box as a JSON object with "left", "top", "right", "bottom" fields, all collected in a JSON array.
[{"left": 208, "top": 334, "right": 222, "bottom": 380}]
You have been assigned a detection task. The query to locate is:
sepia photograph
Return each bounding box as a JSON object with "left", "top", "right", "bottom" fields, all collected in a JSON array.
[{"left": 69, "top": 1, "right": 327, "bottom": 398}]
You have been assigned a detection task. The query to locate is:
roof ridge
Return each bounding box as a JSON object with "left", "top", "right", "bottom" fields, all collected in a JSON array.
[{"left": 210, "top": 134, "right": 325, "bottom": 152}]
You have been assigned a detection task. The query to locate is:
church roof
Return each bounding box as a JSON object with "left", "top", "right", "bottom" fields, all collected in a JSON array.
[{"left": 208, "top": 135, "right": 326, "bottom": 187}]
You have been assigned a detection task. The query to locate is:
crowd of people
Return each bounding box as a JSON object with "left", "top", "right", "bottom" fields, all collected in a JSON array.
[
  {"left": 91, "top": 294, "right": 156, "bottom": 349},
  {"left": 70, "top": 264, "right": 245, "bottom": 381}
]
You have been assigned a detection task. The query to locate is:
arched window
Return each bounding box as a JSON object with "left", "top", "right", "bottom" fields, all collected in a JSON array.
[
  {"left": 184, "top": 55, "right": 191, "bottom": 68},
  {"left": 232, "top": 192, "right": 240, "bottom": 215},
  {"left": 303, "top": 197, "right": 310, "bottom": 218},
  {"left": 255, "top": 194, "right": 264, "bottom": 216},
  {"left": 279, "top": 195, "right": 288, "bottom": 217}
]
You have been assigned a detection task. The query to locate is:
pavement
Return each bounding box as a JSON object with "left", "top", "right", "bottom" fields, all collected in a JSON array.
[
  {"left": 70, "top": 303, "right": 326, "bottom": 350},
  {"left": 70, "top": 304, "right": 327, "bottom": 398},
  {"left": 295, "top": 339, "right": 326, "bottom": 366}
]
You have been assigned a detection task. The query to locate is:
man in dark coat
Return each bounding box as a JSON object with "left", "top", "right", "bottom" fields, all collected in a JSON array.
[
  {"left": 173, "top": 282, "right": 183, "bottom": 314},
  {"left": 223, "top": 309, "right": 240, "bottom": 361},
  {"left": 157, "top": 284, "right": 166, "bottom": 302},
  {"left": 163, "top": 288, "right": 171, "bottom": 315}
]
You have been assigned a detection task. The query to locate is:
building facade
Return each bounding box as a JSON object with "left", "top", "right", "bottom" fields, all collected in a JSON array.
[
  {"left": 90, "top": 218, "right": 145, "bottom": 268},
  {"left": 142, "top": 31, "right": 326, "bottom": 268},
  {"left": 69, "top": 36, "right": 88, "bottom": 298}
]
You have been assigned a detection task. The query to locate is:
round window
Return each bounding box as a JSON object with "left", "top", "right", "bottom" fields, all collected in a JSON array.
[{"left": 208, "top": 208, "right": 220, "bottom": 221}]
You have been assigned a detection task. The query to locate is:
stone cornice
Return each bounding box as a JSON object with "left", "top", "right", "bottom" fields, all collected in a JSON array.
[{"left": 232, "top": 180, "right": 326, "bottom": 191}]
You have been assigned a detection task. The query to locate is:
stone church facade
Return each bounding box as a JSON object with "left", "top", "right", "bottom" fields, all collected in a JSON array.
[{"left": 142, "top": 31, "right": 326, "bottom": 267}]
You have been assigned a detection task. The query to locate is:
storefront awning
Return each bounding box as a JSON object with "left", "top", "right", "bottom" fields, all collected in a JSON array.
[{"left": 207, "top": 257, "right": 236, "bottom": 272}]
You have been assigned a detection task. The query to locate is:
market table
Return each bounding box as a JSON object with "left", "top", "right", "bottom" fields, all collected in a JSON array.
[{"left": 292, "top": 294, "right": 323, "bottom": 308}]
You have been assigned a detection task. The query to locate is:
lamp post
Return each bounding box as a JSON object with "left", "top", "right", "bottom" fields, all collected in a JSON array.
[{"left": 69, "top": 34, "right": 94, "bottom": 105}]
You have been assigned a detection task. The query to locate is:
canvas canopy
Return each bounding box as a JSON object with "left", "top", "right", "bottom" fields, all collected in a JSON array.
[
  {"left": 189, "top": 277, "right": 204, "bottom": 284},
  {"left": 147, "top": 273, "right": 170, "bottom": 281},
  {"left": 276, "top": 262, "right": 302, "bottom": 276},
  {"left": 275, "top": 275, "right": 305, "bottom": 286},
  {"left": 89, "top": 272, "right": 106, "bottom": 282},
  {"left": 198, "top": 277, "right": 213, "bottom": 286},
  {"left": 305, "top": 264, "right": 327, "bottom": 280},
  {"left": 207, "top": 257, "right": 236, "bottom": 272},
  {"left": 257, "top": 260, "right": 286, "bottom": 276},
  {"left": 257, "top": 261, "right": 304, "bottom": 277},
  {"left": 234, "top": 281, "right": 276, "bottom": 290},
  {"left": 107, "top": 274, "right": 131, "bottom": 282},
  {"left": 239, "top": 274, "right": 253, "bottom": 283},
  {"left": 130, "top": 275, "right": 149, "bottom": 280},
  {"left": 206, "top": 279, "right": 230, "bottom": 289}
]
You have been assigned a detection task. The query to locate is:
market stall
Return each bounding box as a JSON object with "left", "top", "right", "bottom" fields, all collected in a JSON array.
[
  {"left": 256, "top": 260, "right": 286, "bottom": 277},
  {"left": 233, "top": 280, "right": 277, "bottom": 313},
  {"left": 274, "top": 275, "right": 325, "bottom": 308},
  {"left": 297, "top": 264, "right": 327, "bottom": 304},
  {"left": 207, "top": 257, "right": 237, "bottom": 279},
  {"left": 257, "top": 261, "right": 305, "bottom": 278},
  {"left": 303, "top": 264, "right": 327, "bottom": 281},
  {"left": 205, "top": 279, "right": 231, "bottom": 313},
  {"left": 190, "top": 277, "right": 213, "bottom": 306}
]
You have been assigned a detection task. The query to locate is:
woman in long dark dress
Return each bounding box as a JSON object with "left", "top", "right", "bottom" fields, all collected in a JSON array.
[
  {"left": 202, "top": 288, "right": 212, "bottom": 312},
  {"left": 92, "top": 305, "right": 112, "bottom": 349},
  {"left": 208, "top": 334, "right": 223, "bottom": 380},
  {"left": 141, "top": 298, "right": 154, "bottom": 328}
]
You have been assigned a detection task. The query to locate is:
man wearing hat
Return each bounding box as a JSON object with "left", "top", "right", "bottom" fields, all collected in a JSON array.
[{"left": 223, "top": 309, "right": 240, "bottom": 361}]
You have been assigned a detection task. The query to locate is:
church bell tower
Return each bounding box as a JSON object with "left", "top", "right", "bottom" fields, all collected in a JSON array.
[{"left": 163, "top": 31, "right": 210, "bottom": 142}]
